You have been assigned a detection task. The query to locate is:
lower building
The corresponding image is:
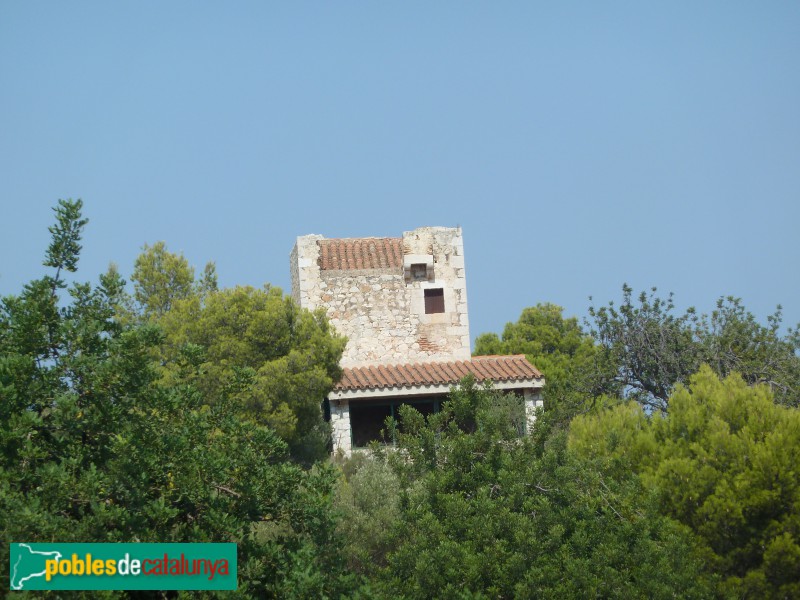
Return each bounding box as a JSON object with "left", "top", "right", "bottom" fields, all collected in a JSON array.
[{"left": 327, "top": 355, "right": 544, "bottom": 455}]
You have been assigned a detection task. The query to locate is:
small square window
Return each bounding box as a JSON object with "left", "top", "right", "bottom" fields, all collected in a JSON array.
[
  {"left": 424, "top": 288, "right": 445, "bottom": 314},
  {"left": 411, "top": 263, "right": 428, "bottom": 281}
]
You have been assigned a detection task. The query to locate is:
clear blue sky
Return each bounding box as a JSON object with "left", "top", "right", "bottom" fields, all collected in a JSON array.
[{"left": 2, "top": 2, "right": 799, "bottom": 343}]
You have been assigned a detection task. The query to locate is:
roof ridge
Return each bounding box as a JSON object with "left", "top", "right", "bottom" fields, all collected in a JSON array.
[
  {"left": 320, "top": 236, "right": 402, "bottom": 241},
  {"left": 335, "top": 356, "right": 542, "bottom": 391}
]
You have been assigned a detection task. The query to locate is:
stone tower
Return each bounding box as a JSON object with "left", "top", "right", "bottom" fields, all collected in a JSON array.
[
  {"left": 290, "top": 226, "right": 470, "bottom": 367},
  {"left": 290, "top": 226, "right": 544, "bottom": 455}
]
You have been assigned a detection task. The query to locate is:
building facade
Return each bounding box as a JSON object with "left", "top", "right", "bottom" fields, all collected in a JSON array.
[{"left": 290, "top": 226, "right": 544, "bottom": 455}]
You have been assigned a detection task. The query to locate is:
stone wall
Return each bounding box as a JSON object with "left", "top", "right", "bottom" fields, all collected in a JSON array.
[
  {"left": 329, "top": 400, "right": 352, "bottom": 456},
  {"left": 290, "top": 227, "right": 471, "bottom": 367},
  {"left": 291, "top": 233, "right": 324, "bottom": 309},
  {"left": 524, "top": 389, "right": 544, "bottom": 434}
]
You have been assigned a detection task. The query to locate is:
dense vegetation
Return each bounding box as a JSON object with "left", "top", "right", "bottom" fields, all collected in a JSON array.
[{"left": 1, "top": 200, "right": 798, "bottom": 597}]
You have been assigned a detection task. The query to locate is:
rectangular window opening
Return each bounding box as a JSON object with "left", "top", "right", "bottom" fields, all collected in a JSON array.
[
  {"left": 410, "top": 263, "right": 428, "bottom": 281},
  {"left": 424, "top": 288, "right": 445, "bottom": 314}
]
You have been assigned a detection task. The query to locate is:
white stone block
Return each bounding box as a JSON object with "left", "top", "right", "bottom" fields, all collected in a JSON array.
[
  {"left": 449, "top": 255, "right": 465, "bottom": 268},
  {"left": 447, "top": 326, "right": 469, "bottom": 336}
]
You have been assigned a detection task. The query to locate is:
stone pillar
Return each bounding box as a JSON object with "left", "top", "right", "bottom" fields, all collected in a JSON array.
[
  {"left": 329, "top": 399, "right": 352, "bottom": 456},
  {"left": 524, "top": 389, "right": 544, "bottom": 434}
]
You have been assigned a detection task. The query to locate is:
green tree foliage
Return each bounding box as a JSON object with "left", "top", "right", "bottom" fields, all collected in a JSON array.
[
  {"left": 334, "top": 455, "right": 401, "bottom": 577},
  {"left": 161, "top": 285, "right": 346, "bottom": 463},
  {"left": 0, "top": 201, "right": 355, "bottom": 597},
  {"left": 698, "top": 296, "right": 800, "bottom": 407},
  {"left": 127, "top": 243, "right": 345, "bottom": 463},
  {"left": 339, "top": 378, "right": 710, "bottom": 598},
  {"left": 588, "top": 285, "right": 800, "bottom": 410},
  {"left": 44, "top": 197, "right": 88, "bottom": 279},
  {"left": 131, "top": 241, "right": 213, "bottom": 317},
  {"left": 13, "top": 203, "right": 797, "bottom": 597},
  {"left": 474, "top": 303, "right": 617, "bottom": 435},
  {"left": 588, "top": 286, "right": 702, "bottom": 411},
  {"left": 570, "top": 367, "right": 800, "bottom": 598}
]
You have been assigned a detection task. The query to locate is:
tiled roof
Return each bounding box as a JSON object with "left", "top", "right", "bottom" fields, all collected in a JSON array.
[
  {"left": 318, "top": 238, "right": 405, "bottom": 270},
  {"left": 335, "top": 355, "right": 543, "bottom": 392}
]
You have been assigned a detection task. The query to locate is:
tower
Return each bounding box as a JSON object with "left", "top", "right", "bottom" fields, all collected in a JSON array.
[{"left": 290, "top": 226, "right": 544, "bottom": 454}]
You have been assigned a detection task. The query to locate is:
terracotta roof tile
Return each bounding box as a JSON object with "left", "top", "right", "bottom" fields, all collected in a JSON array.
[
  {"left": 335, "top": 355, "right": 543, "bottom": 392},
  {"left": 318, "top": 238, "right": 405, "bottom": 270}
]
